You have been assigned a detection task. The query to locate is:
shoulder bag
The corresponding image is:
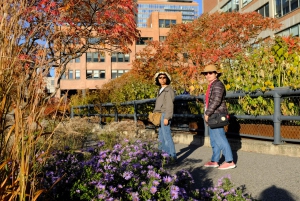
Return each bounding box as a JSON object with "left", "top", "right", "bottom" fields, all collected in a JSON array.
[
  {"left": 207, "top": 113, "right": 229, "bottom": 128},
  {"left": 148, "top": 112, "right": 162, "bottom": 126}
]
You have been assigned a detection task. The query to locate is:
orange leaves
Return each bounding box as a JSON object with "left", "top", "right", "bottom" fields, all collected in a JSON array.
[{"left": 130, "top": 12, "right": 281, "bottom": 94}]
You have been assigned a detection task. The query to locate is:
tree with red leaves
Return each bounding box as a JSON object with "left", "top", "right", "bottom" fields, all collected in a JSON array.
[
  {"left": 131, "top": 12, "right": 280, "bottom": 94},
  {"left": 0, "top": 0, "right": 139, "bottom": 200}
]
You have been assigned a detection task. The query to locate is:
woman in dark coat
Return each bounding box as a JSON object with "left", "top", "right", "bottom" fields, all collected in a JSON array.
[{"left": 202, "top": 65, "right": 236, "bottom": 170}]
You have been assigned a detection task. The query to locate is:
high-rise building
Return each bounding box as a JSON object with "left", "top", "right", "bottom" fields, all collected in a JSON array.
[
  {"left": 55, "top": 0, "right": 199, "bottom": 97},
  {"left": 137, "top": 0, "right": 199, "bottom": 27},
  {"left": 202, "top": 0, "right": 300, "bottom": 38}
]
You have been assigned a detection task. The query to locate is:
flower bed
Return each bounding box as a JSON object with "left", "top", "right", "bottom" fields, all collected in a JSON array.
[{"left": 38, "top": 139, "right": 256, "bottom": 201}]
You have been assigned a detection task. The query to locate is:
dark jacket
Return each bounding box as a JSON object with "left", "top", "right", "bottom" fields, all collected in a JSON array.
[
  {"left": 153, "top": 85, "right": 175, "bottom": 120},
  {"left": 205, "top": 79, "right": 228, "bottom": 116}
]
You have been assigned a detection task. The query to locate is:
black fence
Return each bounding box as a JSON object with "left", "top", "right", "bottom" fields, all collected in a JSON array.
[{"left": 71, "top": 88, "right": 300, "bottom": 144}]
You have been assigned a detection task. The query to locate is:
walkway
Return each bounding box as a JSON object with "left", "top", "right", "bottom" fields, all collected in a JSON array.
[{"left": 169, "top": 141, "right": 300, "bottom": 201}]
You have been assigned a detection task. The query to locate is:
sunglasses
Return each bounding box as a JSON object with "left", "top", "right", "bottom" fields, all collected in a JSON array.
[
  {"left": 158, "top": 76, "right": 167, "bottom": 79},
  {"left": 203, "top": 71, "right": 216, "bottom": 76}
]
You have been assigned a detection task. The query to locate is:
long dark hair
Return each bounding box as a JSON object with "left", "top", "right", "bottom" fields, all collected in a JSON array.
[{"left": 155, "top": 73, "right": 171, "bottom": 86}]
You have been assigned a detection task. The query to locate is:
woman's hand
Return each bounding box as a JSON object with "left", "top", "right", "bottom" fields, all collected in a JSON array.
[
  {"left": 164, "top": 119, "right": 169, "bottom": 126},
  {"left": 204, "top": 114, "right": 209, "bottom": 123}
]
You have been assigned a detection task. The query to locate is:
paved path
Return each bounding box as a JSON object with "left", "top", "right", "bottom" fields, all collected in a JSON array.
[{"left": 169, "top": 143, "right": 300, "bottom": 201}]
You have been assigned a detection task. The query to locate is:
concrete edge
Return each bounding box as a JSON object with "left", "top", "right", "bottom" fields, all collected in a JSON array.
[{"left": 172, "top": 133, "right": 300, "bottom": 158}]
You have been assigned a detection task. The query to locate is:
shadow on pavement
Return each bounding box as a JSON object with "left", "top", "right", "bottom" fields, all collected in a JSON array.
[{"left": 259, "top": 185, "right": 296, "bottom": 201}]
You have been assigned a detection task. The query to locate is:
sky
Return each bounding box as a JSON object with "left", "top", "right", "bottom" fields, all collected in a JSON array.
[{"left": 195, "top": 0, "right": 203, "bottom": 16}]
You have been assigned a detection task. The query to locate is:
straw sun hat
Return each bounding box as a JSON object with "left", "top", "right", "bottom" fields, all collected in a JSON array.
[
  {"left": 154, "top": 71, "right": 172, "bottom": 86},
  {"left": 201, "top": 65, "right": 222, "bottom": 74}
]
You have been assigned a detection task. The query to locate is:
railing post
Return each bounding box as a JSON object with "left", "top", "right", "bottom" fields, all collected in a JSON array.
[
  {"left": 273, "top": 92, "right": 282, "bottom": 144},
  {"left": 114, "top": 105, "right": 118, "bottom": 122},
  {"left": 204, "top": 114, "right": 209, "bottom": 137},
  {"left": 202, "top": 95, "right": 209, "bottom": 137},
  {"left": 71, "top": 106, "right": 74, "bottom": 118},
  {"left": 133, "top": 101, "right": 137, "bottom": 123},
  {"left": 99, "top": 104, "right": 103, "bottom": 128}
]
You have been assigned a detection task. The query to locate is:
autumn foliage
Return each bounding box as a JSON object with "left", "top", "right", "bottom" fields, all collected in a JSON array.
[
  {"left": 0, "top": 0, "right": 138, "bottom": 200},
  {"left": 130, "top": 12, "right": 281, "bottom": 95}
]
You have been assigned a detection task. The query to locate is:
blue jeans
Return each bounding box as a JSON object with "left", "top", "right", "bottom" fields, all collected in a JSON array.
[
  {"left": 158, "top": 113, "right": 177, "bottom": 159},
  {"left": 209, "top": 127, "right": 233, "bottom": 162}
]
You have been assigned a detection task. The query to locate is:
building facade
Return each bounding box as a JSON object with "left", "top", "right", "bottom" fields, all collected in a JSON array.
[
  {"left": 55, "top": 0, "right": 198, "bottom": 97},
  {"left": 202, "top": 0, "right": 300, "bottom": 38}
]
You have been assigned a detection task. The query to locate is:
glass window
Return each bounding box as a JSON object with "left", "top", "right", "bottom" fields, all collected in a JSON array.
[
  {"left": 87, "top": 53, "right": 92, "bottom": 62},
  {"left": 165, "top": 20, "right": 170, "bottom": 28},
  {"left": 112, "top": 53, "right": 130, "bottom": 62},
  {"left": 257, "top": 3, "right": 269, "bottom": 17},
  {"left": 291, "top": 0, "right": 299, "bottom": 11},
  {"left": 112, "top": 70, "right": 117, "bottom": 79},
  {"left": 242, "top": 0, "right": 252, "bottom": 6},
  {"left": 159, "top": 19, "right": 164, "bottom": 28},
  {"left": 291, "top": 25, "right": 299, "bottom": 36},
  {"left": 118, "top": 53, "right": 123, "bottom": 62},
  {"left": 281, "top": 29, "right": 290, "bottom": 37},
  {"left": 86, "top": 70, "right": 93, "bottom": 79},
  {"left": 159, "top": 19, "right": 176, "bottom": 28},
  {"left": 282, "top": 0, "right": 290, "bottom": 15},
  {"left": 137, "top": 37, "right": 153, "bottom": 45},
  {"left": 111, "top": 69, "right": 128, "bottom": 79},
  {"left": 88, "top": 37, "right": 101, "bottom": 44},
  {"left": 100, "top": 53, "right": 105, "bottom": 62},
  {"left": 94, "top": 70, "right": 99, "bottom": 78},
  {"left": 118, "top": 70, "right": 124, "bottom": 77},
  {"left": 61, "top": 72, "right": 66, "bottom": 79},
  {"left": 100, "top": 70, "right": 105, "bottom": 78},
  {"left": 68, "top": 70, "right": 73, "bottom": 79},
  {"left": 124, "top": 54, "right": 130, "bottom": 62},
  {"left": 86, "top": 70, "right": 105, "bottom": 79},
  {"left": 265, "top": 3, "right": 269, "bottom": 17},
  {"left": 69, "top": 53, "right": 81, "bottom": 63},
  {"left": 93, "top": 52, "right": 99, "bottom": 62},
  {"left": 111, "top": 53, "right": 117, "bottom": 62},
  {"left": 75, "top": 70, "right": 80, "bottom": 79},
  {"left": 233, "top": 0, "right": 239, "bottom": 11},
  {"left": 159, "top": 36, "right": 167, "bottom": 41},
  {"left": 75, "top": 57, "right": 80, "bottom": 63},
  {"left": 51, "top": 80, "right": 55, "bottom": 85},
  {"left": 276, "top": 0, "right": 282, "bottom": 17},
  {"left": 87, "top": 52, "right": 104, "bottom": 62}
]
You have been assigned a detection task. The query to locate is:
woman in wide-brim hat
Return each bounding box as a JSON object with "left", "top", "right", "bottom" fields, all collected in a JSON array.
[
  {"left": 201, "top": 64, "right": 222, "bottom": 77},
  {"left": 152, "top": 71, "right": 177, "bottom": 161},
  {"left": 201, "top": 64, "right": 236, "bottom": 170}
]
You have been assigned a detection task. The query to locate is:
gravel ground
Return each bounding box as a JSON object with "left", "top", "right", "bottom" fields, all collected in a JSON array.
[{"left": 168, "top": 143, "right": 300, "bottom": 201}]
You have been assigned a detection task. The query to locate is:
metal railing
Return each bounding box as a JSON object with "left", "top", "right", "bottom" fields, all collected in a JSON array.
[{"left": 71, "top": 88, "right": 300, "bottom": 144}]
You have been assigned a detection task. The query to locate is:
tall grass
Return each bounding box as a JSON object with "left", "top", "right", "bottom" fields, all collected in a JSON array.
[{"left": 0, "top": 1, "right": 62, "bottom": 200}]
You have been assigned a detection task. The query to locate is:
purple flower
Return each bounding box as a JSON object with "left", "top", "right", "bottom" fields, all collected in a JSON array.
[
  {"left": 75, "top": 189, "right": 80, "bottom": 193},
  {"left": 170, "top": 189, "right": 179, "bottom": 199},
  {"left": 98, "top": 194, "right": 105, "bottom": 199},
  {"left": 97, "top": 141, "right": 105, "bottom": 147},
  {"left": 162, "top": 153, "right": 170, "bottom": 158},
  {"left": 150, "top": 186, "right": 157, "bottom": 194},
  {"left": 147, "top": 165, "right": 154, "bottom": 170},
  {"left": 131, "top": 192, "right": 139, "bottom": 201},
  {"left": 171, "top": 185, "right": 179, "bottom": 192},
  {"left": 123, "top": 171, "right": 133, "bottom": 180},
  {"left": 114, "top": 144, "right": 122, "bottom": 149},
  {"left": 153, "top": 180, "right": 159, "bottom": 186},
  {"left": 96, "top": 183, "right": 105, "bottom": 190},
  {"left": 163, "top": 176, "right": 173, "bottom": 183},
  {"left": 147, "top": 170, "right": 156, "bottom": 178}
]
